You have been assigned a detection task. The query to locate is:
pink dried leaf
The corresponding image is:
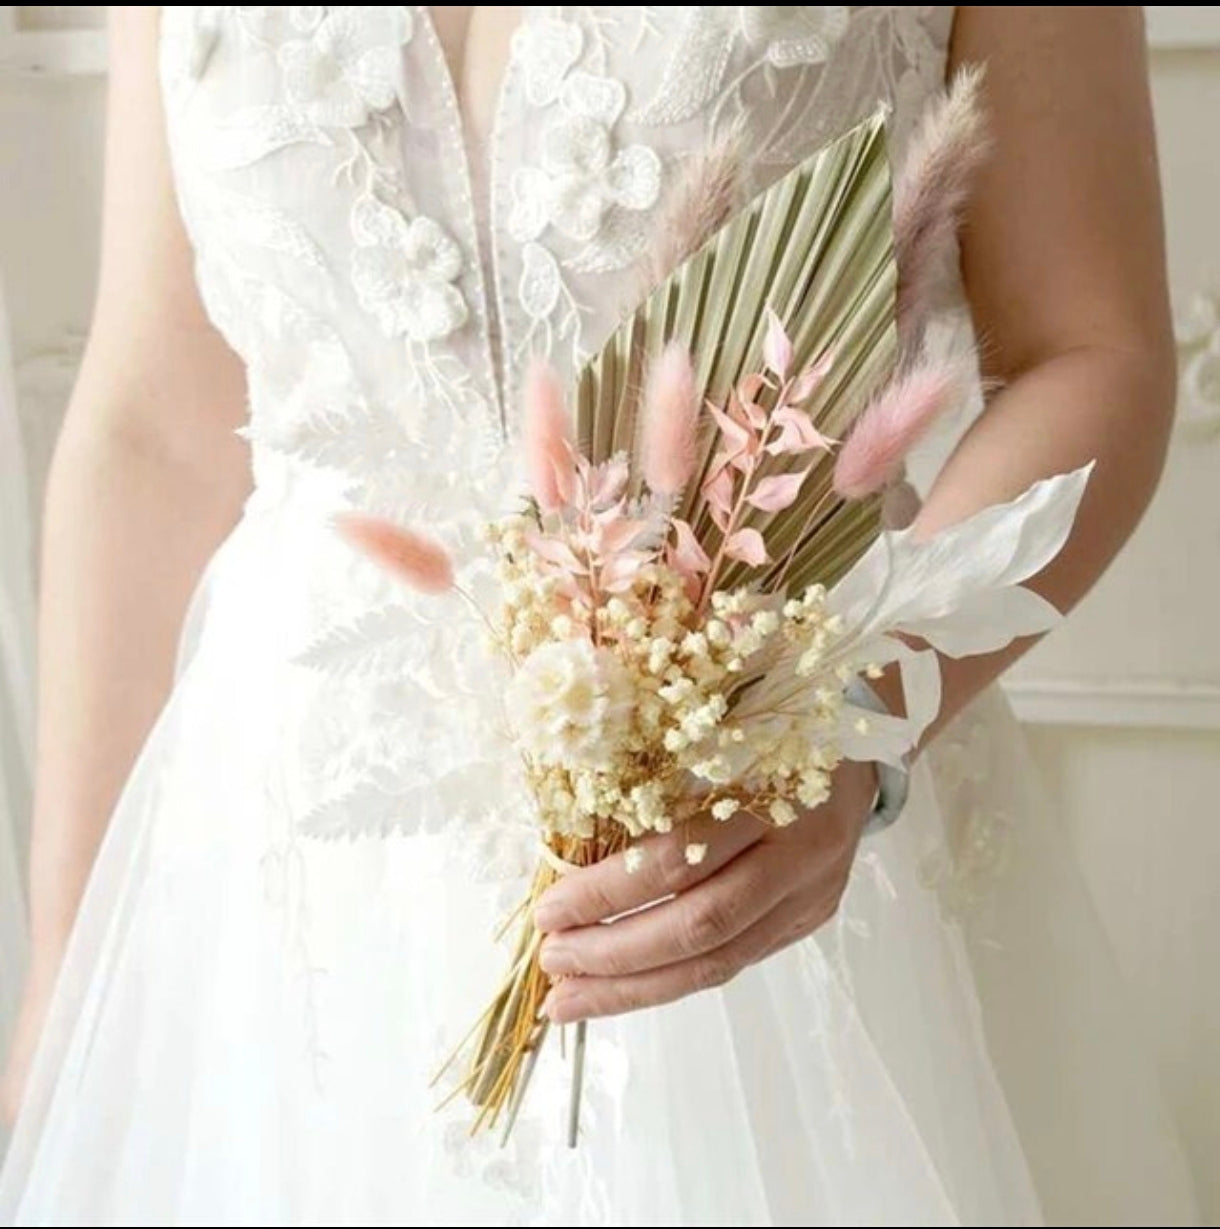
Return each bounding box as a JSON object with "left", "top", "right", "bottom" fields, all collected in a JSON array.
[
  {"left": 640, "top": 342, "right": 699, "bottom": 496},
  {"left": 708, "top": 399, "right": 753, "bottom": 455},
  {"left": 738, "top": 372, "right": 768, "bottom": 403},
  {"left": 833, "top": 360, "right": 963, "bottom": 500},
  {"left": 763, "top": 308, "right": 793, "bottom": 379},
  {"left": 601, "top": 551, "right": 650, "bottom": 593},
  {"left": 724, "top": 527, "right": 769, "bottom": 567},
  {"left": 337, "top": 516, "right": 455, "bottom": 596},
  {"left": 523, "top": 359, "right": 576, "bottom": 513},
  {"left": 526, "top": 531, "right": 587, "bottom": 575},
  {"left": 555, "top": 574, "right": 585, "bottom": 602},
  {"left": 737, "top": 395, "right": 769, "bottom": 431},
  {"left": 596, "top": 516, "right": 648, "bottom": 555},
  {"left": 670, "top": 518, "right": 711, "bottom": 576},
  {"left": 767, "top": 405, "right": 837, "bottom": 455},
  {"left": 746, "top": 469, "right": 809, "bottom": 513},
  {"left": 788, "top": 352, "right": 835, "bottom": 404},
  {"left": 702, "top": 465, "right": 736, "bottom": 531}
]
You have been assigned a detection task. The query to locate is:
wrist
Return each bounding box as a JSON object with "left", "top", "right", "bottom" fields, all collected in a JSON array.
[
  {"left": 834, "top": 758, "right": 881, "bottom": 838},
  {"left": 844, "top": 677, "right": 912, "bottom": 836}
]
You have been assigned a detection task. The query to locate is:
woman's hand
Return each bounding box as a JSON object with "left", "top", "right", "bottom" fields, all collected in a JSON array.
[{"left": 535, "top": 760, "right": 877, "bottom": 1023}]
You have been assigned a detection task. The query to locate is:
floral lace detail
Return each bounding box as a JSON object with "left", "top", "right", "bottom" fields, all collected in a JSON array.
[
  {"left": 628, "top": 6, "right": 849, "bottom": 129},
  {"left": 221, "top": 8, "right": 472, "bottom": 352},
  {"left": 513, "top": 15, "right": 584, "bottom": 108},
  {"left": 509, "top": 71, "right": 662, "bottom": 245},
  {"left": 505, "top": 12, "right": 663, "bottom": 364},
  {"left": 919, "top": 717, "right": 1015, "bottom": 919},
  {"left": 498, "top": 7, "right": 948, "bottom": 379},
  {"left": 350, "top": 198, "right": 468, "bottom": 341},
  {"left": 740, "top": 6, "right": 850, "bottom": 69},
  {"left": 274, "top": 6, "right": 410, "bottom": 126}
]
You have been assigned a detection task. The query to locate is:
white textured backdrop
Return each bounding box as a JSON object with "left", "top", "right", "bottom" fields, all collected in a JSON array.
[{"left": 0, "top": 7, "right": 1216, "bottom": 1216}]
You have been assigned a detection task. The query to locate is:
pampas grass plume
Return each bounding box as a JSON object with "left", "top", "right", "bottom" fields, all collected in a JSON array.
[
  {"left": 337, "top": 516, "right": 455, "bottom": 595},
  {"left": 833, "top": 362, "right": 963, "bottom": 500},
  {"left": 640, "top": 128, "right": 743, "bottom": 288},
  {"left": 894, "top": 66, "right": 989, "bottom": 342},
  {"left": 523, "top": 358, "right": 575, "bottom": 513},
  {"left": 640, "top": 343, "right": 698, "bottom": 496}
]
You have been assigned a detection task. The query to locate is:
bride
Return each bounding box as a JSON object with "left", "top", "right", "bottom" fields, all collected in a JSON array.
[{"left": 0, "top": 7, "right": 1201, "bottom": 1225}]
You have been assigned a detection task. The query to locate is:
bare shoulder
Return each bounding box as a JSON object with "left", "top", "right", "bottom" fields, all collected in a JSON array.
[{"left": 77, "top": 6, "right": 245, "bottom": 450}]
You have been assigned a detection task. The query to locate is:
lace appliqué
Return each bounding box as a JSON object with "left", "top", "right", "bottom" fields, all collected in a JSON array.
[
  {"left": 350, "top": 198, "right": 469, "bottom": 342},
  {"left": 740, "top": 6, "right": 850, "bottom": 69},
  {"left": 919, "top": 718, "right": 1016, "bottom": 920},
  {"left": 273, "top": 6, "right": 408, "bottom": 127},
  {"left": 507, "top": 13, "right": 663, "bottom": 363},
  {"left": 219, "top": 7, "right": 472, "bottom": 353},
  {"left": 509, "top": 71, "right": 662, "bottom": 247},
  {"left": 631, "top": 7, "right": 848, "bottom": 133}
]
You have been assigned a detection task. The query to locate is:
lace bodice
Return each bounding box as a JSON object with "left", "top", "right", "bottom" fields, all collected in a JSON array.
[{"left": 158, "top": 7, "right": 955, "bottom": 840}]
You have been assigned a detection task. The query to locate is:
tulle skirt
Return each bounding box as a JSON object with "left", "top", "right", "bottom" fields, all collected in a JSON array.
[{"left": 0, "top": 507, "right": 1199, "bottom": 1226}]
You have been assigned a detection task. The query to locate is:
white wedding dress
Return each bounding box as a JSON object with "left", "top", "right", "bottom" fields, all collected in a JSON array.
[{"left": 0, "top": 8, "right": 1201, "bottom": 1226}]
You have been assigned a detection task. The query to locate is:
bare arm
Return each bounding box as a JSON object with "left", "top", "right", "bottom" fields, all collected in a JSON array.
[
  {"left": 535, "top": 6, "right": 1175, "bottom": 1022},
  {"left": 2, "top": 7, "right": 249, "bottom": 1116},
  {"left": 881, "top": 5, "right": 1174, "bottom": 734}
]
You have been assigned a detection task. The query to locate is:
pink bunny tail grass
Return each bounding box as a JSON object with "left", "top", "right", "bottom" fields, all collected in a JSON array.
[
  {"left": 894, "top": 65, "right": 990, "bottom": 344},
  {"left": 523, "top": 358, "right": 576, "bottom": 513},
  {"left": 833, "top": 362, "right": 965, "bottom": 500},
  {"left": 336, "top": 515, "right": 455, "bottom": 595},
  {"left": 639, "top": 128, "right": 743, "bottom": 289},
  {"left": 640, "top": 342, "right": 699, "bottom": 496}
]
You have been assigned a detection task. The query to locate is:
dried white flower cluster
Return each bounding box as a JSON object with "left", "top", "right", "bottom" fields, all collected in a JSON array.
[{"left": 491, "top": 516, "right": 846, "bottom": 842}]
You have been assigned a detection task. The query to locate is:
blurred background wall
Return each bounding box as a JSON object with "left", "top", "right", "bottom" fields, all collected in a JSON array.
[{"left": 0, "top": 6, "right": 1216, "bottom": 1213}]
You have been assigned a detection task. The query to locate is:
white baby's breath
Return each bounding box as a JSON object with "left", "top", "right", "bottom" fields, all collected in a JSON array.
[
  {"left": 490, "top": 513, "right": 852, "bottom": 842},
  {"left": 507, "top": 640, "right": 634, "bottom": 770},
  {"left": 684, "top": 843, "right": 708, "bottom": 866},
  {"left": 769, "top": 798, "right": 799, "bottom": 827}
]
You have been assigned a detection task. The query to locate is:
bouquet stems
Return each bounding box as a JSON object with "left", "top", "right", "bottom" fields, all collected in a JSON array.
[{"left": 439, "top": 827, "right": 629, "bottom": 1145}]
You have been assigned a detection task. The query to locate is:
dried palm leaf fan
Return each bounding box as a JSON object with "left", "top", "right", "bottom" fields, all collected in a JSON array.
[{"left": 574, "top": 109, "right": 897, "bottom": 595}]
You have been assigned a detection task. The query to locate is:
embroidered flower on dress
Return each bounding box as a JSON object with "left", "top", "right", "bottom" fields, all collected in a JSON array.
[
  {"left": 350, "top": 197, "right": 468, "bottom": 342},
  {"left": 509, "top": 72, "right": 662, "bottom": 244},
  {"left": 277, "top": 5, "right": 412, "bottom": 128},
  {"left": 511, "top": 16, "right": 585, "bottom": 107},
  {"left": 919, "top": 718, "right": 1014, "bottom": 921},
  {"left": 738, "top": 6, "right": 850, "bottom": 69}
]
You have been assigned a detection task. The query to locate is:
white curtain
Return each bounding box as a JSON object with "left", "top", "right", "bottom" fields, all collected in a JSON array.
[{"left": 0, "top": 276, "right": 33, "bottom": 1048}]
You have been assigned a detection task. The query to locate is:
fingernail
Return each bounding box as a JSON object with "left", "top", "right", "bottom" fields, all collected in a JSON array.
[
  {"left": 538, "top": 940, "right": 576, "bottom": 976},
  {"left": 533, "top": 900, "right": 564, "bottom": 932},
  {"left": 545, "top": 992, "right": 580, "bottom": 1025}
]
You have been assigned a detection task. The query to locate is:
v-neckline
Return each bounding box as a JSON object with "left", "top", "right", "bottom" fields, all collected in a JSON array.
[
  {"left": 421, "top": 7, "right": 523, "bottom": 150},
  {"left": 414, "top": 6, "right": 530, "bottom": 439}
]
